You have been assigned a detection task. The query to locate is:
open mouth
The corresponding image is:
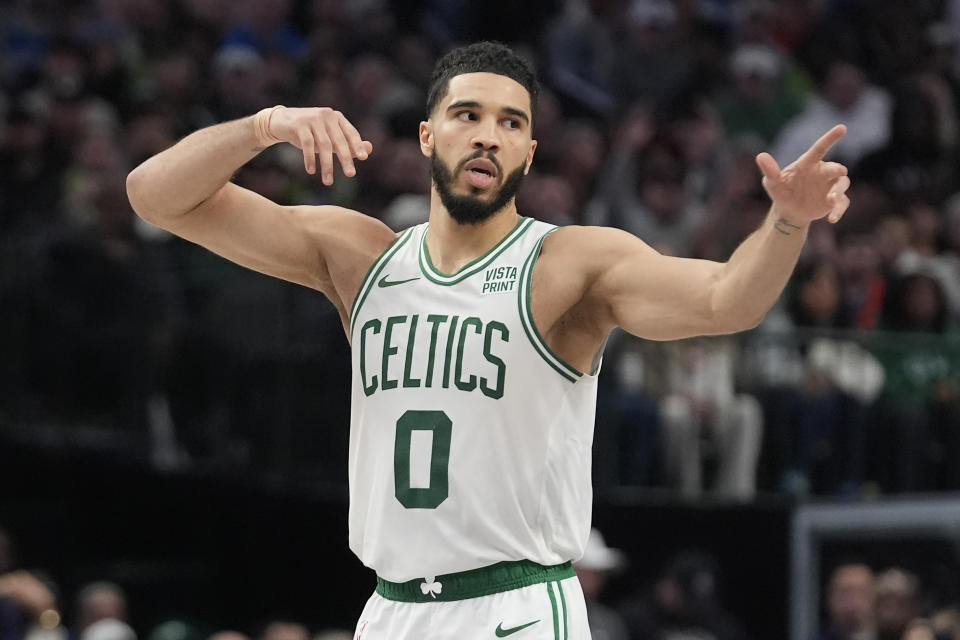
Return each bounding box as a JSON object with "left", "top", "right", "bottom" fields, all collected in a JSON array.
[{"left": 462, "top": 158, "right": 499, "bottom": 189}]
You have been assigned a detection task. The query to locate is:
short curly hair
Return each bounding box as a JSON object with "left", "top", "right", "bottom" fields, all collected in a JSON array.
[{"left": 426, "top": 41, "right": 539, "bottom": 126}]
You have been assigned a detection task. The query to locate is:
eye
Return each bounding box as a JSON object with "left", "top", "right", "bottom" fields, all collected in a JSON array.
[
  {"left": 503, "top": 118, "right": 521, "bottom": 129},
  {"left": 457, "top": 111, "right": 477, "bottom": 122}
]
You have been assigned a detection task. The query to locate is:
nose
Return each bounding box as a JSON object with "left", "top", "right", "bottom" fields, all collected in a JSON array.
[{"left": 471, "top": 120, "right": 500, "bottom": 151}]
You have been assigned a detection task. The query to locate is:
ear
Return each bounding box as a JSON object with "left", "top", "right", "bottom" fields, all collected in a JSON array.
[
  {"left": 524, "top": 139, "right": 538, "bottom": 175},
  {"left": 419, "top": 121, "right": 433, "bottom": 158}
]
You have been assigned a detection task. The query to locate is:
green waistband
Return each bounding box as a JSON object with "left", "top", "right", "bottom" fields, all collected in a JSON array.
[{"left": 375, "top": 560, "right": 575, "bottom": 603}]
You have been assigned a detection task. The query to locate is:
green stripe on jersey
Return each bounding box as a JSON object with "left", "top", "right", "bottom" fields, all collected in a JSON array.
[
  {"left": 517, "top": 231, "right": 582, "bottom": 383},
  {"left": 349, "top": 227, "right": 415, "bottom": 336}
]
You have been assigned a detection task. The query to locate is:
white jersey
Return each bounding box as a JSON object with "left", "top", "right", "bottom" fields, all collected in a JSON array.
[{"left": 347, "top": 217, "right": 599, "bottom": 583}]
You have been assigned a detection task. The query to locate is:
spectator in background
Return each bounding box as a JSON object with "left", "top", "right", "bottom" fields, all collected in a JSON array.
[
  {"left": 692, "top": 143, "right": 771, "bottom": 263},
  {"left": 664, "top": 97, "right": 730, "bottom": 205},
  {"left": 138, "top": 50, "right": 214, "bottom": 138},
  {"left": 82, "top": 619, "right": 136, "bottom": 640},
  {"left": 902, "top": 619, "right": 936, "bottom": 640},
  {"left": 219, "top": 0, "right": 307, "bottom": 60},
  {"left": 542, "top": 0, "right": 619, "bottom": 119},
  {"left": 659, "top": 336, "right": 763, "bottom": 501},
  {"left": 0, "top": 103, "right": 65, "bottom": 230},
  {"left": 854, "top": 84, "right": 960, "bottom": 206},
  {"left": 714, "top": 44, "right": 806, "bottom": 147},
  {"left": 587, "top": 133, "right": 704, "bottom": 257},
  {"left": 772, "top": 57, "right": 891, "bottom": 168},
  {"left": 746, "top": 260, "right": 884, "bottom": 495},
  {"left": 818, "top": 563, "right": 876, "bottom": 640},
  {"left": 61, "top": 110, "right": 126, "bottom": 229},
  {"left": 875, "top": 569, "right": 922, "bottom": 640},
  {"left": 210, "top": 45, "right": 269, "bottom": 122},
  {"left": 943, "top": 194, "right": 960, "bottom": 322},
  {"left": 341, "top": 54, "right": 421, "bottom": 125},
  {"left": 125, "top": 107, "right": 179, "bottom": 169},
  {"left": 207, "top": 632, "right": 249, "bottom": 640},
  {"left": 73, "top": 582, "right": 128, "bottom": 637},
  {"left": 0, "top": 569, "right": 63, "bottom": 640},
  {"left": 574, "top": 529, "right": 629, "bottom": 640},
  {"left": 602, "top": 332, "right": 664, "bottom": 488},
  {"left": 612, "top": 0, "right": 696, "bottom": 112},
  {"left": 836, "top": 231, "right": 886, "bottom": 330},
  {"left": 515, "top": 171, "right": 579, "bottom": 227},
  {"left": 618, "top": 550, "right": 747, "bottom": 640},
  {"left": 872, "top": 266, "right": 960, "bottom": 492},
  {"left": 259, "top": 622, "right": 307, "bottom": 640},
  {"left": 552, "top": 119, "right": 608, "bottom": 218},
  {"left": 892, "top": 202, "right": 960, "bottom": 318},
  {"left": 873, "top": 214, "right": 912, "bottom": 278},
  {"left": 919, "top": 21, "right": 960, "bottom": 113},
  {"left": 147, "top": 619, "right": 207, "bottom": 640},
  {"left": 930, "top": 603, "right": 960, "bottom": 640}
]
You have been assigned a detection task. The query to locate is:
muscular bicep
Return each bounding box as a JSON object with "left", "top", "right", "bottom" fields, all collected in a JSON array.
[
  {"left": 581, "top": 228, "right": 729, "bottom": 341},
  {"left": 153, "top": 182, "right": 395, "bottom": 306}
]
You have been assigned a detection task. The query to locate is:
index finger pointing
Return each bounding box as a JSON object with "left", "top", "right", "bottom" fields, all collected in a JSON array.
[{"left": 800, "top": 124, "right": 847, "bottom": 164}]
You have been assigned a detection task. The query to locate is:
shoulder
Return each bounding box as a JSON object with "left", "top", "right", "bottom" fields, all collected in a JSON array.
[
  {"left": 533, "top": 224, "right": 657, "bottom": 316},
  {"left": 296, "top": 205, "right": 398, "bottom": 240},
  {"left": 540, "top": 224, "right": 652, "bottom": 267},
  {"left": 296, "top": 205, "right": 400, "bottom": 259},
  {"left": 293, "top": 205, "right": 401, "bottom": 298}
]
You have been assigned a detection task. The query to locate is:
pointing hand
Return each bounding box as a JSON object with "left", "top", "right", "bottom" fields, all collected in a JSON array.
[{"left": 755, "top": 124, "right": 851, "bottom": 225}]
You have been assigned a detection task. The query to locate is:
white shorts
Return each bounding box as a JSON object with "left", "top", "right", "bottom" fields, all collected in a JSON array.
[{"left": 352, "top": 561, "right": 588, "bottom": 640}]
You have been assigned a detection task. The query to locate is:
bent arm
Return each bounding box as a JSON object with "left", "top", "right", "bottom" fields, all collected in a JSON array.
[
  {"left": 581, "top": 126, "right": 851, "bottom": 342},
  {"left": 126, "top": 115, "right": 265, "bottom": 224},
  {"left": 126, "top": 109, "right": 392, "bottom": 304},
  {"left": 585, "top": 207, "right": 807, "bottom": 341}
]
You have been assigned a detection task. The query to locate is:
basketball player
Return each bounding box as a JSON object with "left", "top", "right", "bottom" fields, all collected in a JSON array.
[{"left": 126, "top": 42, "right": 850, "bottom": 639}]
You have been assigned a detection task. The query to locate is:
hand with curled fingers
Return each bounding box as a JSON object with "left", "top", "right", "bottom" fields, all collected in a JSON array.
[
  {"left": 755, "top": 124, "right": 852, "bottom": 226},
  {"left": 265, "top": 106, "right": 373, "bottom": 186}
]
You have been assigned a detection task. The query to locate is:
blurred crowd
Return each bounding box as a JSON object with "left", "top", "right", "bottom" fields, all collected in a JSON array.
[
  {"left": 5, "top": 513, "right": 960, "bottom": 640},
  {"left": 2, "top": 0, "right": 960, "bottom": 498},
  {"left": 817, "top": 562, "right": 960, "bottom": 640},
  {"left": 6, "top": 517, "right": 960, "bottom": 640},
  {"left": 0, "top": 526, "right": 353, "bottom": 640},
  {"left": 573, "top": 529, "right": 960, "bottom": 640}
]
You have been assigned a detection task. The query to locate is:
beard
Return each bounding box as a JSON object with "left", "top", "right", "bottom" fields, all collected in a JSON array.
[{"left": 431, "top": 150, "right": 527, "bottom": 225}]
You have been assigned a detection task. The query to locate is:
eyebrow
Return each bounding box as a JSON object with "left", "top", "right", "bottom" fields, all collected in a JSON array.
[{"left": 446, "top": 100, "right": 530, "bottom": 125}]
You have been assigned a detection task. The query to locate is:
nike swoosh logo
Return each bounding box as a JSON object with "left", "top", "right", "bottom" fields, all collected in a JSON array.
[
  {"left": 377, "top": 275, "right": 420, "bottom": 288},
  {"left": 495, "top": 620, "right": 540, "bottom": 637}
]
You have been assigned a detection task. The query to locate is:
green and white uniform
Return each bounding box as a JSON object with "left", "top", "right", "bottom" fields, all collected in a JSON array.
[{"left": 348, "top": 217, "right": 598, "bottom": 639}]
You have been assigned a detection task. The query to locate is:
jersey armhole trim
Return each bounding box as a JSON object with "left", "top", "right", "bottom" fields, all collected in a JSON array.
[
  {"left": 349, "top": 227, "right": 416, "bottom": 337},
  {"left": 517, "top": 229, "right": 584, "bottom": 383}
]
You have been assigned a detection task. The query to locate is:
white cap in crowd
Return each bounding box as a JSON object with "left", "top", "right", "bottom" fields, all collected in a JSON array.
[{"left": 575, "top": 529, "right": 627, "bottom": 572}]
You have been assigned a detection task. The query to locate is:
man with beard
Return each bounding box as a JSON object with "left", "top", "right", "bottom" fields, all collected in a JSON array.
[{"left": 127, "top": 42, "right": 851, "bottom": 639}]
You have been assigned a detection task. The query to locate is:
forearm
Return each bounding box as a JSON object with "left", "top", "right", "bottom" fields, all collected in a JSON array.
[
  {"left": 126, "top": 114, "right": 268, "bottom": 223},
  {"left": 713, "top": 206, "right": 808, "bottom": 329}
]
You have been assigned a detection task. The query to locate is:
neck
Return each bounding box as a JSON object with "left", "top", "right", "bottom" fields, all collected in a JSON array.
[{"left": 425, "top": 189, "right": 521, "bottom": 275}]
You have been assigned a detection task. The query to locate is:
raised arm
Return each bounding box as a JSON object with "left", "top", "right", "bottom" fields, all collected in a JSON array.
[
  {"left": 550, "top": 125, "right": 851, "bottom": 344},
  {"left": 125, "top": 107, "right": 395, "bottom": 311}
]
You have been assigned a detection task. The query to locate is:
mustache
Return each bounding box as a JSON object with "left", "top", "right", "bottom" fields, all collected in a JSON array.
[{"left": 455, "top": 149, "right": 503, "bottom": 177}]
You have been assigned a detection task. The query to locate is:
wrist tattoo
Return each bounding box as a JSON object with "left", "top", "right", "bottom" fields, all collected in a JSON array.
[{"left": 774, "top": 217, "right": 803, "bottom": 236}]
